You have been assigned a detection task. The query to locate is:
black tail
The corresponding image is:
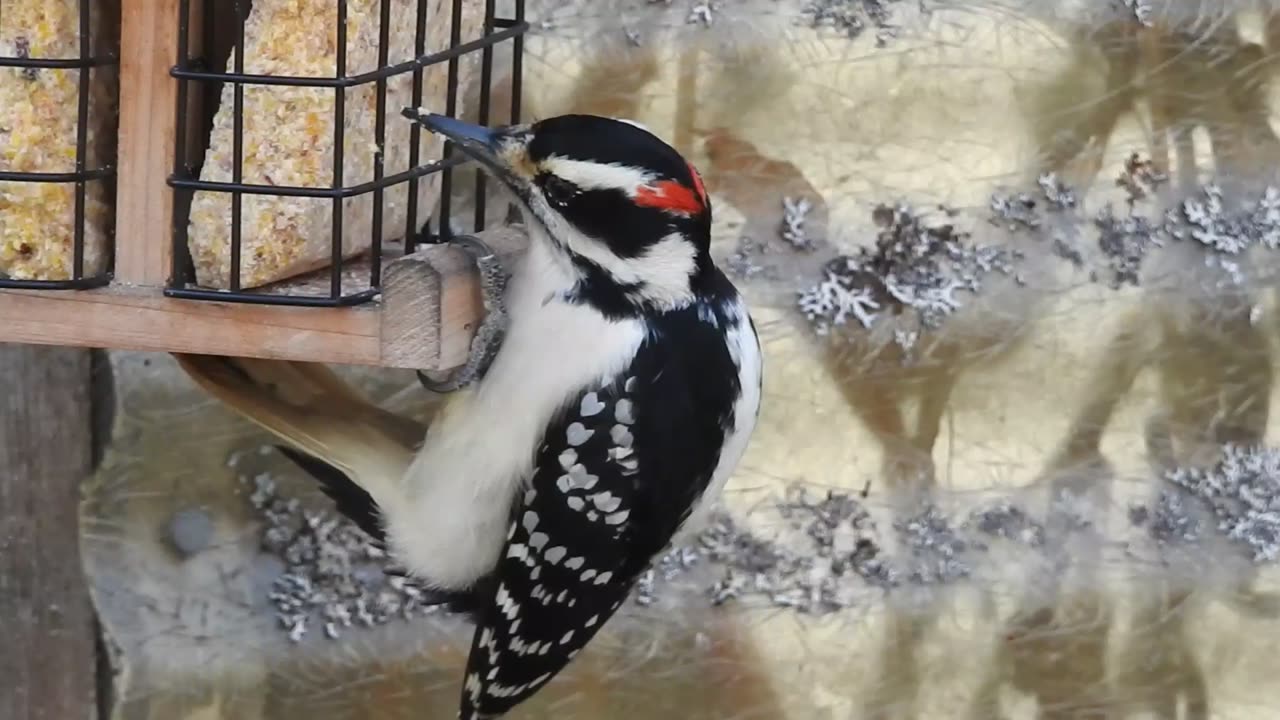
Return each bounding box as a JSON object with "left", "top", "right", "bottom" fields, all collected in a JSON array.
[
  {"left": 274, "top": 444, "right": 388, "bottom": 547},
  {"left": 274, "top": 444, "right": 492, "bottom": 618}
]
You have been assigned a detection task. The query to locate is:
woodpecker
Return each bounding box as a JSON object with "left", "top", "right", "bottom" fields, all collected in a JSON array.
[{"left": 176, "top": 112, "right": 762, "bottom": 719}]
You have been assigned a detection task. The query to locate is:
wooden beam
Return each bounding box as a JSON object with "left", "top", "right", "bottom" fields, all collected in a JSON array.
[
  {"left": 381, "top": 225, "right": 526, "bottom": 370},
  {"left": 0, "top": 345, "right": 98, "bottom": 719},
  {"left": 0, "top": 286, "right": 382, "bottom": 365},
  {"left": 0, "top": 227, "right": 528, "bottom": 369},
  {"left": 114, "top": 0, "right": 180, "bottom": 285}
]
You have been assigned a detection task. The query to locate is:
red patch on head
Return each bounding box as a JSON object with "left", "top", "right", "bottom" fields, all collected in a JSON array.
[{"left": 633, "top": 178, "right": 704, "bottom": 215}]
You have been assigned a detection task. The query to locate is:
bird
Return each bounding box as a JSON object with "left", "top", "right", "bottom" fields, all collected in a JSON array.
[{"left": 176, "top": 110, "right": 763, "bottom": 719}]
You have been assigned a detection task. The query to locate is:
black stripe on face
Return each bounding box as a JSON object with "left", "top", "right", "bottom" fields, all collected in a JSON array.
[{"left": 535, "top": 177, "right": 679, "bottom": 260}]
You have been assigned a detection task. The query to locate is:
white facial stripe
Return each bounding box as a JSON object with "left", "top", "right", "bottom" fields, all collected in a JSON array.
[
  {"left": 629, "top": 233, "right": 699, "bottom": 308},
  {"left": 567, "top": 230, "right": 697, "bottom": 310},
  {"left": 540, "top": 155, "right": 653, "bottom": 194}
]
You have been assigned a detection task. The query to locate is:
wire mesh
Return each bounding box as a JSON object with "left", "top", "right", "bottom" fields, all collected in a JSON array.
[
  {"left": 166, "top": 0, "right": 527, "bottom": 307},
  {"left": 0, "top": 0, "right": 118, "bottom": 289}
]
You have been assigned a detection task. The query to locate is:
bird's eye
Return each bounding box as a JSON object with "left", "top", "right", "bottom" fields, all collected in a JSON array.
[{"left": 541, "top": 176, "right": 577, "bottom": 208}]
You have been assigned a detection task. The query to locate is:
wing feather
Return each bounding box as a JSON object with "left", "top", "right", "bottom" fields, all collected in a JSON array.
[{"left": 458, "top": 369, "right": 648, "bottom": 719}]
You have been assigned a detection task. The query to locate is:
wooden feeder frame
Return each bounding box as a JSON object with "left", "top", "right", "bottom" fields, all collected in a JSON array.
[{"left": 0, "top": 0, "right": 529, "bottom": 371}]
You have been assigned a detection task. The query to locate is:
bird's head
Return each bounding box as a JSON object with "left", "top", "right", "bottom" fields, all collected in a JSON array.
[{"left": 408, "top": 110, "right": 716, "bottom": 313}]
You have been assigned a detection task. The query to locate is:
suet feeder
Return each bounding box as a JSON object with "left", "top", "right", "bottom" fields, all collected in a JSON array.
[{"left": 0, "top": 0, "right": 528, "bottom": 372}]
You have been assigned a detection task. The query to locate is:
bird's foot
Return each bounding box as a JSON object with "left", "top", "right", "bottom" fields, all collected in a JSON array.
[
  {"left": 385, "top": 565, "right": 492, "bottom": 620},
  {"left": 417, "top": 234, "right": 511, "bottom": 393}
]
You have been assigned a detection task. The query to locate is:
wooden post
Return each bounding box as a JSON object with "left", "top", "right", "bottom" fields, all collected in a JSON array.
[
  {"left": 0, "top": 346, "right": 100, "bottom": 719},
  {"left": 114, "top": 0, "right": 181, "bottom": 285}
]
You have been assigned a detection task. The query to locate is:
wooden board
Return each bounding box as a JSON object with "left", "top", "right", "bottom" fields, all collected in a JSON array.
[
  {"left": 114, "top": 0, "right": 180, "bottom": 285},
  {"left": 0, "top": 226, "right": 527, "bottom": 369},
  {"left": 0, "top": 345, "right": 100, "bottom": 720}
]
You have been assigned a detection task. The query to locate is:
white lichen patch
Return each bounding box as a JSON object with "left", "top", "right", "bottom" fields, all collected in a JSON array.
[
  {"left": 630, "top": 483, "right": 1052, "bottom": 615},
  {"left": 1121, "top": 0, "right": 1154, "bottom": 27},
  {"left": 797, "top": 201, "right": 1019, "bottom": 341},
  {"left": 800, "top": 0, "right": 903, "bottom": 44},
  {"left": 634, "top": 486, "right": 886, "bottom": 614},
  {"left": 794, "top": 154, "right": 1280, "bottom": 350},
  {"left": 780, "top": 195, "right": 815, "bottom": 250},
  {"left": 1163, "top": 445, "right": 1280, "bottom": 563},
  {"left": 966, "top": 499, "right": 1047, "bottom": 547},
  {"left": 1087, "top": 154, "right": 1280, "bottom": 288}
]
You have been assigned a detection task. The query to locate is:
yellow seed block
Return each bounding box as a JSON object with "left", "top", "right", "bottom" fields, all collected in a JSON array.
[
  {"left": 188, "top": 0, "right": 484, "bottom": 290},
  {"left": 0, "top": 0, "right": 117, "bottom": 282}
]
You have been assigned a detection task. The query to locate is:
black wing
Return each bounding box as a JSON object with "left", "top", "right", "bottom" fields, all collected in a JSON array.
[
  {"left": 458, "top": 299, "right": 744, "bottom": 719},
  {"left": 458, "top": 372, "right": 646, "bottom": 719}
]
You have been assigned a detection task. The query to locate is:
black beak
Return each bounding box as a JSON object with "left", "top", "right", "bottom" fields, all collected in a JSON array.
[
  {"left": 412, "top": 112, "right": 499, "bottom": 155},
  {"left": 402, "top": 108, "right": 524, "bottom": 190}
]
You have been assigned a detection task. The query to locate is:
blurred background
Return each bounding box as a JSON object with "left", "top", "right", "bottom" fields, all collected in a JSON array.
[{"left": 79, "top": 0, "right": 1280, "bottom": 717}]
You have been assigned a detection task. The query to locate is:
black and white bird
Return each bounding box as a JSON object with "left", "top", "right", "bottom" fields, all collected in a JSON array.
[{"left": 175, "top": 112, "right": 762, "bottom": 719}]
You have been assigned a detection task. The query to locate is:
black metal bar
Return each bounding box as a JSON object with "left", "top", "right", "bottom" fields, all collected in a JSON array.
[
  {"left": 172, "top": 0, "right": 193, "bottom": 287},
  {"left": 0, "top": 276, "right": 111, "bottom": 291},
  {"left": 0, "top": 168, "right": 113, "bottom": 183},
  {"left": 160, "top": 0, "right": 529, "bottom": 305},
  {"left": 371, "top": 0, "right": 391, "bottom": 289},
  {"left": 230, "top": 0, "right": 247, "bottom": 292},
  {"left": 166, "top": 25, "right": 527, "bottom": 88},
  {"left": 331, "top": 0, "right": 350, "bottom": 300},
  {"left": 498, "top": 0, "right": 524, "bottom": 228},
  {"left": 511, "top": 0, "right": 524, "bottom": 124},
  {"left": 0, "top": 56, "right": 113, "bottom": 70},
  {"left": 404, "top": 0, "right": 430, "bottom": 255},
  {"left": 170, "top": 154, "right": 470, "bottom": 198},
  {"left": 436, "top": 0, "right": 466, "bottom": 243},
  {"left": 73, "top": 0, "right": 91, "bottom": 281},
  {"left": 473, "top": 0, "right": 496, "bottom": 233},
  {"left": 164, "top": 286, "right": 380, "bottom": 307}
]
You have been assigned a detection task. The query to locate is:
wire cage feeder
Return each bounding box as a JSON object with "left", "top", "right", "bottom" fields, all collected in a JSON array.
[
  {"left": 0, "top": 0, "right": 531, "bottom": 370},
  {"left": 166, "top": 0, "right": 528, "bottom": 307},
  {"left": 0, "top": 0, "right": 119, "bottom": 290}
]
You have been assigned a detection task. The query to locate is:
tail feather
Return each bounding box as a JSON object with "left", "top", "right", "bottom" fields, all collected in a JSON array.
[
  {"left": 175, "top": 353, "right": 497, "bottom": 616},
  {"left": 172, "top": 353, "right": 422, "bottom": 514},
  {"left": 274, "top": 443, "right": 387, "bottom": 546}
]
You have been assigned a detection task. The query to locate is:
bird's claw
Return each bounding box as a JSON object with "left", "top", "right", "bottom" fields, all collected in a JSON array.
[
  {"left": 418, "top": 235, "right": 510, "bottom": 393},
  {"left": 384, "top": 566, "right": 485, "bottom": 615}
]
